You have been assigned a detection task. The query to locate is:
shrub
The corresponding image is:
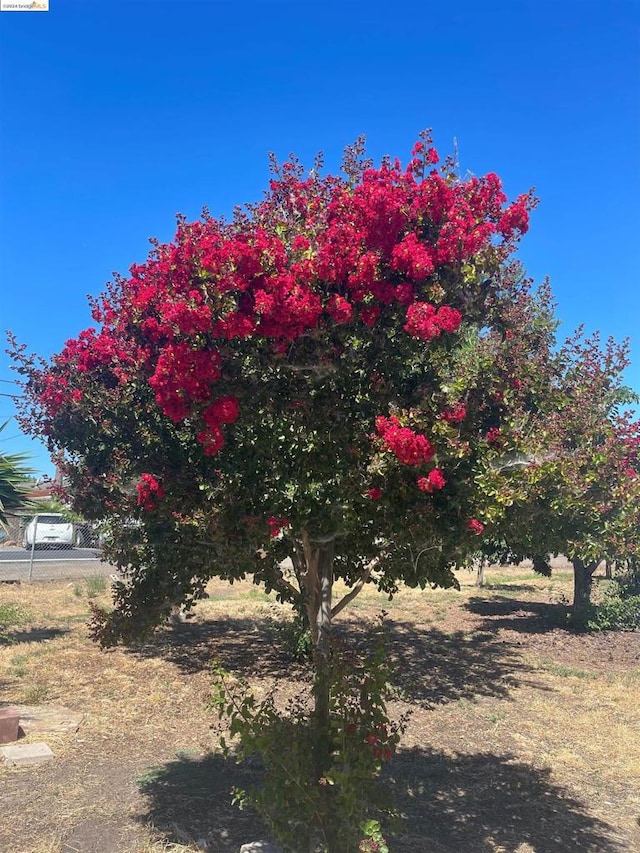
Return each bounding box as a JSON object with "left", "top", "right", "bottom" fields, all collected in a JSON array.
[
  {"left": 588, "top": 571, "right": 640, "bottom": 631},
  {"left": 0, "top": 602, "right": 29, "bottom": 645},
  {"left": 211, "top": 620, "right": 408, "bottom": 853},
  {"left": 267, "top": 613, "right": 313, "bottom": 663}
]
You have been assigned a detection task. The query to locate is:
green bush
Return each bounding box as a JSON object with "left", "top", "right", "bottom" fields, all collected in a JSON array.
[
  {"left": 267, "top": 613, "right": 313, "bottom": 663},
  {"left": 211, "top": 620, "right": 408, "bottom": 852},
  {"left": 588, "top": 572, "right": 640, "bottom": 631}
]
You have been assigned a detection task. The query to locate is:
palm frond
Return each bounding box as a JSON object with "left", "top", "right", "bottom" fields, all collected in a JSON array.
[{"left": 0, "top": 421, "right": 35, "bottom": 526}]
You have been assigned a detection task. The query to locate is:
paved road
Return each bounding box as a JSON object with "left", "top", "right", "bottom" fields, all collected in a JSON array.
[
  {"left": 0, "top": 546, "right": 113, "bottom": 581},
  {"left": 0, "top": 547, "right": 102, "bottom": 562}
]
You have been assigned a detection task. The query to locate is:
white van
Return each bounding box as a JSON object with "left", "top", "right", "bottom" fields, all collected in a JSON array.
[{"left": 23, "top": 514, "right": 74, "bottom": 549}]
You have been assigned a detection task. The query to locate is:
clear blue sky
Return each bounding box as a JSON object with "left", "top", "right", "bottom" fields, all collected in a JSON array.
[{"left": 1, "top": 0, "right": 639, "bottom": 476}]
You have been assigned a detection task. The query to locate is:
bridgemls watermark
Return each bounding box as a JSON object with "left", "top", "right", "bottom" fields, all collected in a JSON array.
[{"left": 1, "top": 0, "right": 49, "bottom": 10}]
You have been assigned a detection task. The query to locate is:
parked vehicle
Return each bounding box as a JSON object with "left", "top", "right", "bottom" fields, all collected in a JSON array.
[
  {"left": 73, "top": 522, "right": 105, "bottom": 548},
  {"left": 23, "top": 514, "right": 74, "bottom": 549}
]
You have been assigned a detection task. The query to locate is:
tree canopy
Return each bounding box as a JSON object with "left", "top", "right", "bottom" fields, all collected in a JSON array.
[
  {"left": 484, "top": 328, "right": 640, "bottom": 618},
  {"left": 12, "top": 134, "right": 547, "bottom": 633},
  {"left": 9, "top": 133, "right": 639, "bottom": 638}
]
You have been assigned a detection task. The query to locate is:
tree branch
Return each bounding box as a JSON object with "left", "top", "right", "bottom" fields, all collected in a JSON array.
[
  {"left": 280, "top": 363, "right": 336, "bottom": 378},
  {"left": 331, "top": 557, "right": 378, "bottom": 619},
  {"left": 273, "top": 573, "right": 300, "bottom": 601}
]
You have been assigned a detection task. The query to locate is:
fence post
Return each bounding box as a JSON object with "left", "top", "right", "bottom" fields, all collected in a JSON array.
[{"left": 27, "top": 516, "right": 37, "bottom": 581}]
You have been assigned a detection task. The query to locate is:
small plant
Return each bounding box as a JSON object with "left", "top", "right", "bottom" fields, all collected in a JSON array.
[
  {"left": 267, "top": 613, "right": 313, "bottom": 662},
  {"left": 587, "top": 576, "right": 640, "bottom": 631},
  {"left": 133, "top": 766, "right": 165, "bottom": 788},
  {"left": 0, "top": 601, "right": 29, "bottom": 628},
  {"left": 10, "top": 653, "right": 28, "bottom": 678},
  {"left": 0, "top": 602, "right": 30, "bottom": 641},
  {"left": 359, "top": 819, "right": 389, "bottom": 853},
  {"left": 85, "top": 575, "right": 107, "bottom": 598},
  {"left": 21, "top": 683, "right": 49, "bottom": 704},
  {"left": 74, "top": 576, "right": 108, "bottom": 598},
  {"left": 211, "top": 620, "right": 409, "bottom": 853},
  {"left": 484, "top": 711, "right": 505, "bottom": 724}
]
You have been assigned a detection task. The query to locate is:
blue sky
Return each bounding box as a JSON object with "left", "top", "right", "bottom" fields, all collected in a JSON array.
[{"left": 1, "top": 0, "right": 639, "bottom": 476}]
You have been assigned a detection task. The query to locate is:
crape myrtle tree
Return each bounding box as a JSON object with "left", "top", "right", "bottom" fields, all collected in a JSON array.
[
  {"left": 503, "top": 332, "right": 640, "bottom": 624},
  {"left": 547, "top": 334, "right": 640, "bottom": 615},
  {"left": 11, "top": 133, "right": 547, "bottom": 835},
  {"left": 11, "top": 136, "right": 538, "bottom": 630},
  {"left": 473, "top": 318, "right": 640, "bottom": 624},
  {"left": 453, "top": 278, "right": 565, "bottom": 587}
]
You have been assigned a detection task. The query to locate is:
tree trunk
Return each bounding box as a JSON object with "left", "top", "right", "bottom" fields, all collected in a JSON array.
[
  {"left": 312, "top": 542, "right": 334, "bottom": 778},
  {"left": 571, "top": 557, "right": 598, "bottom": 627},
  {"left": 301, "top": 537, "right": 336, "bottom": 851},
  {"left": 475, "top": 557, "right": 486, "bottom": 588}
]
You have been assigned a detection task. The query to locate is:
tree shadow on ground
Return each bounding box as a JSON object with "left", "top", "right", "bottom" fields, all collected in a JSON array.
[
  {"left": 386, "top": 747, "right": 624, "bottom": 852},
  {"left": 129, "top": 615, "right": 310, "bottom": 681},
  {"left": 135, "top": 747, "right": 624, "bottom": 853},
  {"left": 135, "top": 751, "right": 267, "bottom": 853},
  {"left": 129, "top": 616, "right": 545, "bottom": 709},
  {"left": 465, "top": 595, "right": 571, "bottom": 635},
  {"left": 0, "top": 627, "right": 69, "bottom": 646},
  {"left": 369, "top": 621, "right": 545, "bottom": 708}
]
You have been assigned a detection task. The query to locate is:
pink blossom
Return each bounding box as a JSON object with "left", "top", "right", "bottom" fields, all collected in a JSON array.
[
  {"left": 209, "top": 396, "right": 240, "bottom": 425},
  {"left": 136, "top": 473, "right": 165, "bottom": 510},
  {"left": 268, "top": 516, "right": 290, "bottom": 537},
  {"left": 376, "top": 416, "right": 435, "bottom": 466},
  {"left": 442, "top": 402, "right": 467, "bottom": 424},
  {"left": 417, "top": 468, "right": 446, "bottom": 493},
  {"left": 486, "top": 428, "right": 502, "bottom": 446}
]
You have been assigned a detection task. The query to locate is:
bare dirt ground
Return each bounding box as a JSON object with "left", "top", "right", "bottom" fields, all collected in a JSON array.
[{"left": 1, "top": 565, "right": 639, "bottom": 853}]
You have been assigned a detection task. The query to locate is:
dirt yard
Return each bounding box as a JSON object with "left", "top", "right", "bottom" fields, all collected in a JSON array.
[{"left": 1, "top": 564, "right": 639, "bottom": 853}]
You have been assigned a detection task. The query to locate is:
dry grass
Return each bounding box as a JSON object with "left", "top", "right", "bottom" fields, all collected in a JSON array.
[{"left": 1, "top": 566, "right": 639, "bottom": 852}]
